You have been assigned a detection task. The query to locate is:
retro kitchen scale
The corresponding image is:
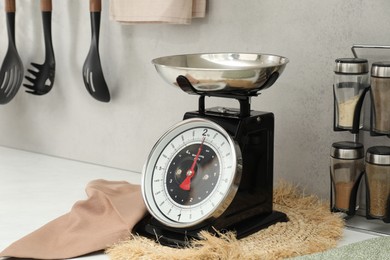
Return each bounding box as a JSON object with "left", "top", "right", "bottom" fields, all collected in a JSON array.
[{"left": 135, "top": 53, "right": 289, "bottom": 247}]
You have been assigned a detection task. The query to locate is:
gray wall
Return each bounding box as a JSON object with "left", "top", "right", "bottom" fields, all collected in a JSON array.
[{"left": 1, "top": 0, "right": 390, "bottom": 199}]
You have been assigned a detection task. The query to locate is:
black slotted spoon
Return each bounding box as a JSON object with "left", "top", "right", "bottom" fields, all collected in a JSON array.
[
  {"left": 82, "top": 0, "right": 110, "bottom": 102},
  {"left": 0, "top": 0, "right": 24, "bottom": 104},
  {"left": 24, "top": 0, "right": 55, "bottom": 95}
]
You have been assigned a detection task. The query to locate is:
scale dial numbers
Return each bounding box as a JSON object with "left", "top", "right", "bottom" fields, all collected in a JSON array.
[
  {"left": 165, "top": 142, "right": 220, "bottom": 206},
  {"left": 142, "top": 118, "right": 242, "bottom": 228}
]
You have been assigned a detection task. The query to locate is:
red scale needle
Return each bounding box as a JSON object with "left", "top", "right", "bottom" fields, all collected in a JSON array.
[{"left": 179, "top": 137, "right": 206, "bottom": 191}]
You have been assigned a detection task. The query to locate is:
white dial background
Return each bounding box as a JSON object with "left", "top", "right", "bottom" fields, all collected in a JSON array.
[{"left": 142, "top": 118, "right": 241, "bottom": 228}]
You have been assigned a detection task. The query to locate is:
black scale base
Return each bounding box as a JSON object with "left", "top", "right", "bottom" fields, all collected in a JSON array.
[{"left": 135, "top": 211, "right": 287, "bottom": 247}]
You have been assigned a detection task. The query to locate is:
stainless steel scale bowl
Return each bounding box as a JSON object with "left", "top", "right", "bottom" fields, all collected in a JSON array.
[{"left": 152, "top": 53, "right": 289, "bottom": 93}]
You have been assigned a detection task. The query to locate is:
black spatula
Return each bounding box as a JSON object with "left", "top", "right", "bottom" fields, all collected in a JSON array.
[
  {"left": 0, "top": 0, "right": 24, "bottom": 104},
  {"left": 82, "top": 0, "right": 110, "bottom": 102}
]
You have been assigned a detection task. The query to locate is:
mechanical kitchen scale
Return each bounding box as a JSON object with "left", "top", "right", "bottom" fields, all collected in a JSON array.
[{"left": 135, "top": 53, "right": 289, "bottom": 247}]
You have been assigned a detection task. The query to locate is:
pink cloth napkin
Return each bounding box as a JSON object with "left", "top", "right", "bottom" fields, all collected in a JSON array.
[
  {"left": 0, "top": 179, "right": 147, "bottom": 259},
  {"left": 109, "top": 0, "right": 207, "bottom": 24}
]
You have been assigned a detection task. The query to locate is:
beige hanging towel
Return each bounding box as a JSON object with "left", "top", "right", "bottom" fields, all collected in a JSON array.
[{"left": 109, "top": 0, "right": 207, "bottom": 24}]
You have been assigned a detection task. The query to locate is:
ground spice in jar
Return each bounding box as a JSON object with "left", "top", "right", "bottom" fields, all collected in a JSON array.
[
  {"left": 366, "top": 163, "right": 390, "bottom": 218},
  {"left": 370, "top": 77, "right": 390, "bottom": 134},
  {"left": 368, "top": 179, "right": 389, "bottom": 217},
  {"left": 337, "top": 95, "right": 360, "bottom": 128},
  {"left": 335, "top": 181, "right": 354, "bottom": 210}
]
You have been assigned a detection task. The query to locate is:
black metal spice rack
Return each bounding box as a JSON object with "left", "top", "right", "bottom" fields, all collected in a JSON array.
[{"left": 331, "top": 44, "right": 390, "bottom": 227}]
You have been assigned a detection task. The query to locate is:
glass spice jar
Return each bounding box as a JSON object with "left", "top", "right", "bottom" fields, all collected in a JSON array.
[
  {"left": 365, "top": 146, "right": 390, "bottom": 221},
  {"left": 370, "top": 62, "right": 390, "bottom": 135},
  {"left": 330, "top": 141, "right": 365, "bottom": 215},
  {"left": 334, "top": 58, "right": 369, "bottom": 132}
]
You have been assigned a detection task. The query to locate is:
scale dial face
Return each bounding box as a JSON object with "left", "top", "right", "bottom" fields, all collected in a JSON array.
[{"left": 142, "top": 118, "right": 242, "bottom": 228}]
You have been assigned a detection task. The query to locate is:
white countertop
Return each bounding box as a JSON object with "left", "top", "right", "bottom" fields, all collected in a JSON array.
[
  {"left": 0, "top": 146, "right": 384, "bottom": 259},
  {"left": 0, "top": 146, "right": 141, "bottom": 260}
]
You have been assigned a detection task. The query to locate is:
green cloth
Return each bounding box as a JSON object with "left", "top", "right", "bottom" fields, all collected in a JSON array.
[{"left": 291, "top": 236, "right": 390, "bottom": 260}]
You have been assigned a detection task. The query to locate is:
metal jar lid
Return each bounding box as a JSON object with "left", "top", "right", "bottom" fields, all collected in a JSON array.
[
  {"left": 366, "top": 146, "right": 390, "bottom": 165},
  {"left": 331, "top": 141, "right": 364, "bottom": 159},
  {"left": 371, "top": 62, "right": 390, "bottom": 78},
  {"left": 334, "top": 58, "right": 369, "bottom": 74}
]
